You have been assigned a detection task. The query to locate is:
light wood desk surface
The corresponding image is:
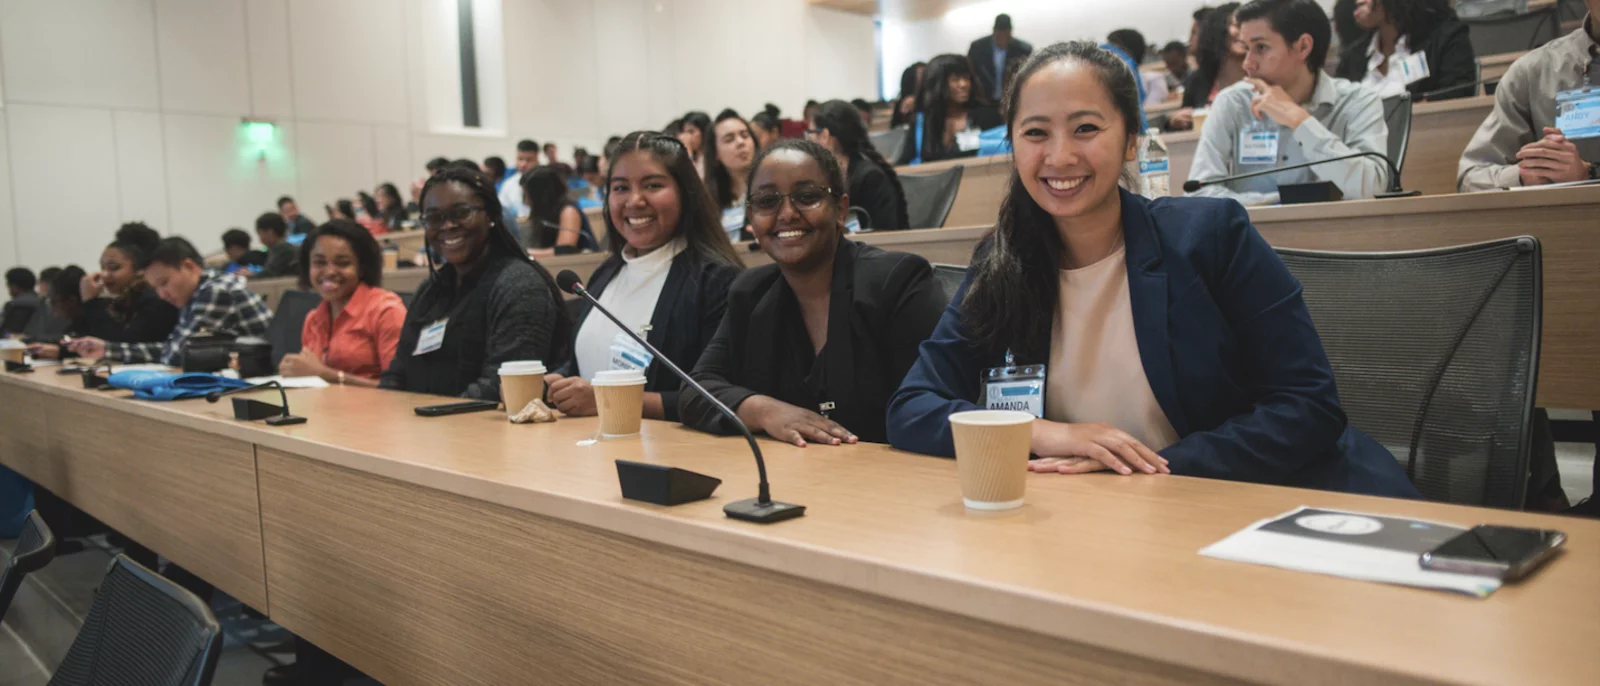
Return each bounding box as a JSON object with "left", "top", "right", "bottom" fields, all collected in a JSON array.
[{"left": 1, "top": 369, "right": 1596, "bottom": 685}]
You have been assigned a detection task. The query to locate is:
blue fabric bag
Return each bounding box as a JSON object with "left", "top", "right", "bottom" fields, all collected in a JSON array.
[{"left": 108, "top": 370, "right": 252, "bottom": 401}]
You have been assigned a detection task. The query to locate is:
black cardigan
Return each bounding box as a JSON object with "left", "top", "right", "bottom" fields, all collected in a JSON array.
[
  {"left": 847, "top": 154, "right": 906, "bottom": 232},
  {"left": 678, "top": 239, "right": 946, "bottom": 444},
  {"left": 560, "top": 248, "right": 741, "bottom": 422},
  {"left": 1334, "top": 19, "right": 1477, "bottom": 101}
]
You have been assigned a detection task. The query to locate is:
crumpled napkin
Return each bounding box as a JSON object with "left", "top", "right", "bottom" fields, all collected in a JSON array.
[{"left": 509, "top": 398, "right": 558, "bottom": 423}]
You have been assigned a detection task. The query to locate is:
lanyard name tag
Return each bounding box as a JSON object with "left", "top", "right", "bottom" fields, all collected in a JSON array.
[
  {"left": 1239, "top": 123, "right": 1279, "bottom": 166},
  {"left": 983, "top": 363, "right": 1046, "bottom": 418},
  {"left": 1556, "top": 87, "right": 1600, "bottom": 140},
  {"left": 1393, "top": 52, "right": 1430, "bottom": 85},
  {"left": 845, "top": 216, "right": 862, "bottom": 234},
  {"left": 721, "top": 205, "right": 746, "bottom": 241},
  {"left": 414, "top": 318, "right": 447, "bottom": 356},
  {"left": 955, "top": 128, "right": 981, "bottom": 152},
  {"left": 609, "top": 332, "right": 654, "bottom": 372}
]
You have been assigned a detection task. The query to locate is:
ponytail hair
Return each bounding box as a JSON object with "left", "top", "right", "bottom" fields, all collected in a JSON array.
[{"left": 813, "top": 99, "right": 910, "bottom": 231}]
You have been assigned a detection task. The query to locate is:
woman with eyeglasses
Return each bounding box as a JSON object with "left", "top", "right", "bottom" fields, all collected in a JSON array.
[
  {"left": 678, "top": 139, "right": 946, "bottom": 446},
  {"left": 703, "top": 109, "right": 758, "bottom": 241},
  {"left": 809, "top": 100, "right": 910, "bottom": 232},
  {"left": 900, "top": 53, "right": 1004, "bottom": 165},
  {"left": 380, "top": 166, "right": 573, "bottom": 400},
  {"left": 542, "top": 131, "right": 744, "bottom": 421}
]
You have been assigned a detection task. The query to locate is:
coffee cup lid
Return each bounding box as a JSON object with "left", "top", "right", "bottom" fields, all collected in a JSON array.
[
  {"left": 948, "top": 409, "right": 1035, "bottom": 426},
  {"left": 499, "top": 360, "right": 546, "bottom": 375},
  {"left": 592, "top": 369, "right": 646, "bottom": 386}
]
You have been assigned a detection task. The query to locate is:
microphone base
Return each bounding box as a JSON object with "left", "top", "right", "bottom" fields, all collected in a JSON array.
[
  {"left": 265, "top": 415, "right": 308, "bottom": 426},
  {"left": 1376, "top": 190, "right": 1421, "bottom": 199},
  {"left": 723, "top": 497, "right": 806, "bottom": 524},
  {"left": 232, "top": 397, "right": 286, "bottom": 421}
]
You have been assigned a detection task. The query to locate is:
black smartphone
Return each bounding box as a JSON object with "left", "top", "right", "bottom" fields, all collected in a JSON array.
[
  {"left": 1419, "top": 525, "right": 1566, "bottom": 581},
  {"left": 413, "top": 400, "right": 500, "bottom": 417}
]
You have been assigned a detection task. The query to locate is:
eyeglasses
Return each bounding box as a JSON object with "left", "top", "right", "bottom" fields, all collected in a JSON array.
[
  {"left": 748, "top": 187, "right": 836, "bottom": 215},
  {"left": 420, "top": 205, "right": 485, "bottom": 230}
]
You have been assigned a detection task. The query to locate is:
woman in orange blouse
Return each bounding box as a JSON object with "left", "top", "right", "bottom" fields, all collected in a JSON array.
[{"left": 278, "top": 220, "right": 406, "bottom": 387}]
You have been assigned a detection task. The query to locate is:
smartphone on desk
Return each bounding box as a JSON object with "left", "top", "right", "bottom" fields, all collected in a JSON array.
[
  {"left": 413, "top": 400, "right": 500, "bottom": 417},
  {"left": 1420, "top": 525, "right": 1566, "bottom": 581}
]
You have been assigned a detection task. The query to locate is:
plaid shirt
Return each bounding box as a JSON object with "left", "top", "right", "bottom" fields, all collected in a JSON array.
[{"left": 108, "top": 270, "right": 273, "bottom": 365}]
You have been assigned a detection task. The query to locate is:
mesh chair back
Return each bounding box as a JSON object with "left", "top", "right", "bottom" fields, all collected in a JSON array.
[
  {"left": 1463, "top": 8, "right": 1559, "bottom": 54},
  {"left": 1382, "top": 94, "right": 1413, "bottom": 176},
  {"left": 1276, "top": 237, "right": 1541, "bottom": 508},
  {"left": 48, "top": 555, "right": 222, "bottom": 686},
  {"left": 868, "top": 128, "right": 909, "bottom": 165},
  {"left": 902, "top": 165, "right": 964, "bottom": 229},
  {"left": 0, "top": 510, "right": 56, "bottom": 620},
  {"left": 931, "top": 264, "right": 968, "bottom": 307},
  {"left": 266, "top": 289, "right": 322, "bottom": 366}
]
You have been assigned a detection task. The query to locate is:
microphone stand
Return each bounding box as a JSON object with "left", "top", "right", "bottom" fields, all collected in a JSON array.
[
  {"left": 1183, "top": 150, "right": 1419, "bottom": 199},
  {"left": 207, "top": 380, "right": 307, "bottom": 426}
]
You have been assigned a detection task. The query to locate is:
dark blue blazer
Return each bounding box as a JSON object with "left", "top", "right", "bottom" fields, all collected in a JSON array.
[{"left": 887, "top": 191, "right": 1420, "bottom": 498}]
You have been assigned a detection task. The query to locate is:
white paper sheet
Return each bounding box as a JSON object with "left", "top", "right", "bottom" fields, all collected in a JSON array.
[{"left": 244, "top": 375, "right": 330, "bottom": 388}]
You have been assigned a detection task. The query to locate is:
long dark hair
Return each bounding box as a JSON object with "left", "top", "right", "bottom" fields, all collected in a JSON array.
[
  {"left": 961, "top": 42, "right": 1142, "bottom": 360},
  {"left": 605, "top": 131, "right": 743, "bottom": 269},
  {"left": 915, "top": 54, "right": 983, "bottom": 161},
  {"left": 813, "top": 99, "right": 909, "bottom": 231},
  {"left": 520, "top": 165, "right": 572, "bottom": 249},
  {"left": 1192, "top": 2, "right": 1241, "bottom": 100},
  {"left": 297, "top": 219, "right": 385, "bottom": 290},
  {"left": 678, "top": 111, "right": 712, "bottom": 160},
  {"left": 377, "top": 182, "right": 408, "bottom": 225},
  {"left": 750, "top": 104, "right": 781, "bottom": 142},
  {"left": 1376, "top": 0, "right": 1456, "bottom": 46},
  {"left": 704, "top": 109, "right": 756, "bottom": 210},
  {"left": 743, "top": 139, "right": 848, "bottom": 243},
  {"left": 418, "top": 166, "right": 572, "bottom": 362}
]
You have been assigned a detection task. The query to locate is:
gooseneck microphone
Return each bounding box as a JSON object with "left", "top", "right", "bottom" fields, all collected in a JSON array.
[
  {"left": 556, "top": 269, "right": 804, "bottom": 524},
  {"left": 1181, "top": 150, "right": 1419, "bottom": 199},
  {"left": 207, "top": 380, "right": 307, "bottom": 426}
]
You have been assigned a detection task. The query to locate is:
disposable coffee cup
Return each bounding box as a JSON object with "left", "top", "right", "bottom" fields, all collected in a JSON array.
[
  {"left": 593, "top": 369, "right": 646, "bottom": 438},
  {"left": 1192, "top": 108, "right": 1210, "bottom": 133},
  {"left": 498, "top": 360, "right": 547, "bottom": 417},
  {"left": 382, "top": 248, "right": 399, "bottom": 272},
  {"left": 948, "top": 410, "right": 1035, "bottom": 510},
  {"left": 0, "top": 339, "right": 25, "bottom": 364}
]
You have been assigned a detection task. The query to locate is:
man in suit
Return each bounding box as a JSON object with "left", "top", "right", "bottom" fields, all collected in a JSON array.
[{"left": 968, "top": 14, "right": 1033, "bottom": 102}]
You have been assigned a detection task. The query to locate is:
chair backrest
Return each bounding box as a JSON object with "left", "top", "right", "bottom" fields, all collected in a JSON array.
[
  {"left": 1463, "top": 8, "right": 1559, "bottom": 55},
  {"left": 868, "top": 128, "right": 909, "bottom": 165},
  {"left": 0, "top": 510, "right": 56, "bottom": 620},
  {"left": 265, "top": 289, "right": 322, "bottom": 366},
  {"left": 395, "top": 290, "right": 415, "bottom": 308},
  {"left": 48, "top": 555, "right": 222, "bottom": 686},
  {"left": 1382, "top": 94, "right": 1413, "bottom": 177},
  {"left": 901, "top": 164, "right": 965, "bottom": 229},
  {"left": 1275, "top": 237, "right": 1541, "bottom": 508},
  {"left": 931, "top": 264, "right": 968, "bottom": 306}
]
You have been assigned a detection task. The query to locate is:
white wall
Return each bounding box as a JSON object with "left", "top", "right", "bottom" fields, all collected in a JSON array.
[{"left": 0, "top": 0, "right": 876, "bottom": 271}]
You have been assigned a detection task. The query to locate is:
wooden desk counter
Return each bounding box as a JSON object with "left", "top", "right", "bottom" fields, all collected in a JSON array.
[{"left": 3, "top": 370, "right": 1596, "bottom": 685}]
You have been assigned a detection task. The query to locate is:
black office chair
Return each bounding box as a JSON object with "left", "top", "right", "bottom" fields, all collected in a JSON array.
[
  {"left": 265, "top": 289, "right": 322, "bottom": 366},
  {"left": 1276, "top": 237, "right": 1541, "bottom": 508},
  {"left": 394, "top": 290, "right": 415, "bottom": 308},
  {"left": 48, "top": 555, "right": 222, "bottom": 686},
  {"left": 0, "top": 510, "right": 56, "bottom": 621},
  {"left": 1463, "top": 7, "right": 1559, "bottom": 55},
  {"left": 868, "top": 128, "right": 909, "bottom": 165},
  {"left": 1382, "top": 94, "right": 1413, "bottom": 178},
  {"left": 901, "top": 165, "right": 964, "bottom": 229},
  {"left": 931, "top": 264, "right": 968, "bottom": 306}
]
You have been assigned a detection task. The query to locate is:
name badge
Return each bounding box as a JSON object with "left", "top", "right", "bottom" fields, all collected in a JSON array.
[
  {"left": 414, "top": 318, "right": 448, "bottom": 356},
  {"left": 1239, "top": 123, "right": 1279, "bottom": 166},
  {"left": 845, "top": 216, "right": 862, "bottom": 234},
  {"left": 982, "top": 362, "right": 1046, "bottom": 418},
  {"left": 955, "top": 128, "right": 982, "bottom": 152},
  {"left": 721, "top": 205, "right": 746, "bottom": 242},
  {"left": 1393, "top": 52, "right": 1430, "bottom": 85},
  {"left": 609, "top": 331, "right": 654, "bottom": 372},
  {"left": 1556, "top": 87, "right": 1600, "bottom": 140}
]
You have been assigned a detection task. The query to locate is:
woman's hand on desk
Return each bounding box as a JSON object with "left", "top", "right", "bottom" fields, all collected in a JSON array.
[
  {"left": 278, "top": 352, "right": 332, "bottom": 381},
  {"left": 544, "top": 373, "right": 597, "bottom": 416},
  {"left": 1029, "top": 421, "right": 1168, "bottom": 476},
  {"left": 737, "top": 395, "right": 857, "bottom": 447},
  {"left": 65, "top": 337, "right": 106, "bottom": 360}
]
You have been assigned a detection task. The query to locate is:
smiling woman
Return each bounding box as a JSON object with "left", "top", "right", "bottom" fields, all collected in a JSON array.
[{"left": 277, "top": 220, "right": 407, "bottom": 388}]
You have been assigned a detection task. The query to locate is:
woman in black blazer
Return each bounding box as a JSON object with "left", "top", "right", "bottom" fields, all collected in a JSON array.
[
  {"left": 1335, "top": 0, "right": 1476, "bottom": 101},
  {"left": 679, "top": 139, "right": 946, "bottom": 446},
  {"left": 544, "top": 131, "right": 744, "bottom": 421},
  {"left": 809, "top": 100, "right": 910, "bottom": 232}
]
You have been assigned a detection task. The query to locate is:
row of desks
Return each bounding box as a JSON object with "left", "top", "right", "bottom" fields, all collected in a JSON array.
[
  {"left": 1, "top": 365, "right": 1596, "bottom": 685},
  {"left": 256, "top": 185, "right": 1600, "bottom": 409}
]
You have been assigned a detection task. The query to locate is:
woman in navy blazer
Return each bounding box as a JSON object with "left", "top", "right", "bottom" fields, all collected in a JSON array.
[{"left": 888, "top": 42, "right": 1419, "bottom": 498}]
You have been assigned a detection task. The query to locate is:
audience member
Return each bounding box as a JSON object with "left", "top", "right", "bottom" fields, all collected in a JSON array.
[
  {"left": 483, "top": 156, "right": 508, "bottom": 190},
  {"left": 498, "top": 139, "right": 538, "bottom": 219},
  {"left": 413, "top": 157, "right": 452, "bottom": 205},
  {"left": 890, "top": 61, "right": 927, "bottom": 128},
  {"left": 575, "top": 156, "right": 604, "bottom": 209},
  {"left": 37, "top": 267, "right": 60, "bottom": 299},
  {"left": 375, "top": 183, "right": 409, "bottom": 230},
  {"left": 1187, "top": 0, "right": 1389, "bottom": 205},
  {"left": 750, "top": 105, "right": 783, "bottom": 152},
  {"left": 521, "top": 166, "right": 598, "bottom": 255},
  {"left": 1332, "top": 0, "right": 1364, "bottom": 53},
  {"left": 380, "top": 166, "right": 572, "bottom": 399},
  {"left": 969, "top": 14, "right": 1033, "bottom": 103},
  {"left": 1190, "top": 6, "right": 1214, "bottom": 53},
  {"left": 544, "top": 131, "right": 744, "bottom": 421},
  {"left": 30, "top": 236, "right": 179, "bottom": 360},
  {"left": 1458, "top": 0, "right": 1600, "bottom": 191},
  {"left": 326, "top": 198, "right": 354, "bottom": 221},
  {"left": 222, "top": 228, "right": 266, "bottom": 275},
  {"left": 26, "top": 266, "right": 84, "bottom": 354},
  {"left": 67, "top": 237, "right": 272, "bottom": 365},
  {"left": 704, "top": 109, "right": 758, "bottom": 241},
  {"left": 542, "top": 142, "right": 574, "bottom": 177},
  {"left": 1103, "top": 29, "right": 1151, "bottom": 126},
  {"left": 1161, "top": 41, "right": 1190, "bottom": 92},
  {"left": 849, "top": 99, "right": 874, "bottom": 128},
  {"left": 903, "top": 54, "right": 1004, "bottom": 164},
  {"left": 887, "top": 42, "right": 1417, "bottom": 498},
  {"left": 810, "top": 100, "right": 909, "bottom": 232},
  {"left": 802, "top": 100, "right": 821, "bottom": 127},
  {"left": 278, "top": 196, "right": 316, "bottom": 236},
  {"left": 278, "top": 220, "right": 406, "bottom": 387},
  {"left": 1171, "top": 2, "right": 1245, "bottom": 130},
  {"left": 677, "top": 111, "right": 712, "bottom": 176},
  {"left": 255, "top": 212, "right": 301, "bottom": 277},
  {"left": 1, "top": 267, "right": 39, "bottom": 336},
  {"left": 1336, "top": 0, "right": 1475, "bottom": 101},
  {"left": 355, "top": 191, "right": 389, "bottom": 236}
]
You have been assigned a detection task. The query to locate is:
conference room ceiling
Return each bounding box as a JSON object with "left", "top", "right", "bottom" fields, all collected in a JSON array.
[{"left": 808, "top": 0, "right": 965, "bottom": 21}]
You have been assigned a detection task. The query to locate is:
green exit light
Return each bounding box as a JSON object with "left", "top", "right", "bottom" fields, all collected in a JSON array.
[{"left": 244, "top": 121, "right": 275, "bottom": 144}]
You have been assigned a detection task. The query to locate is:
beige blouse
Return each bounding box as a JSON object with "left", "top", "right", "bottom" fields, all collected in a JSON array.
[{"left": 1043, "top": 245, "right": 1180, "bottom": 451}]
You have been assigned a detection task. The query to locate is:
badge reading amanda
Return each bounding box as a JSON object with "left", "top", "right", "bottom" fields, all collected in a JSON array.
[{"left": 983, "top": 351, "right": 1045, "bottom": 418}]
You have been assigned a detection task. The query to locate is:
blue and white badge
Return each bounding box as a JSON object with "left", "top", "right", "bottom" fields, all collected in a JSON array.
[
  {"left": 721, "top": 205, "right": 746, "bottom": 242},
  {"left": 982, "top": 353, "right": 1046, "bottom": 418},
  {"left": 609, "top": 331, "right": 654, "bottom": 372},
  {"left": 955, "top": 128, "right": 982, "bottom": 152},
  {"left": 414, "top": 318, "right": 448, "bottom": 355},
  {"left": 1556, "top": 87, "right": 1600, "bottom": 140},
  {"left": 1393, "top": 52, "right": 1430, "bottom": 86},
  {"left": 1239, "top": 119, "right": 1280, "bottom": 166},
  {"left": 845, "top": 215, "right": 862, "bottom": 234}
]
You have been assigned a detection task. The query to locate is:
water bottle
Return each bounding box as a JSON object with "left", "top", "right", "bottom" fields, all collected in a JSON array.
[{"left": 1139, "top": 127, "right": 1170, "bottom": 198}]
